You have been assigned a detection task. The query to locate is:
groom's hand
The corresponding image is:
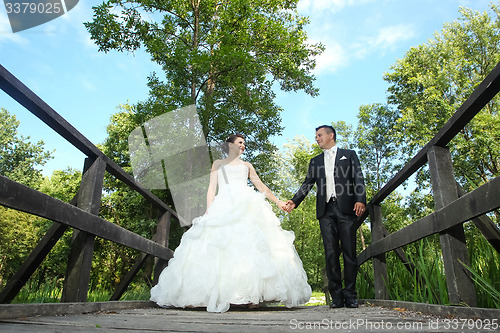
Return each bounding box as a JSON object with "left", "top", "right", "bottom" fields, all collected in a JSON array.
[
  {"left": 284, "top": 200, "right": 296, "bottom": 213},
  {"left": 354, "top": 202, "right": 366, "bottom": 217}
]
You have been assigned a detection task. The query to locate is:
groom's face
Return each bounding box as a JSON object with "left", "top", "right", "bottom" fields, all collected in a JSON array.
[{"left": 315, "top": 128, "right": 335, "bottom": 149}]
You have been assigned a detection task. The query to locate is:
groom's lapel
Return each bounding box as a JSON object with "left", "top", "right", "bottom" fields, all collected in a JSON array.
[
  {"left": 334, "top": 148, "right": 342, "bottom": 167},
  {"left": 335, "top": 148, "right": 345, "bottom": 165}
]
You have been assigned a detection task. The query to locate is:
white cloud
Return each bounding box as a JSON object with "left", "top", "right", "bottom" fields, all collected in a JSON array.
[
  {"left": 62, "top": 0, "right": 96, "bottom": 49},
  {"left": 308, "top": 23, "right": 416, "bottom": 75},
  {"left": 298, "top": 0, "right": 375, "bottom": 15},
  {"left": 301, "top": 0, "right": 417, "bottom": 75},
  {"left": 313, "top": 40, "right": 347, "bottom": 74},
  {"left": 0, "top": 13, "right": 28, "bottom": 45},
  {"left": 353, "top": 24, "right": 416, "bottom": 59},
  {"left": 373, "top": 24, "right": 415, "bottom": 50},
  {"left": 78, "top": 74, "right": 97, "bottom": 92}
]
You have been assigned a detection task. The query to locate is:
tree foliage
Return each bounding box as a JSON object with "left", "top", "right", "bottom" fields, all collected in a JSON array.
[
  {"left": 384, "top": 4, "right": 500, "bottom": 191},
  {"left": 84, "top": 2, "right": 324, "bottom": 287},
  {"left": 351, "top": 4, "right": 500, "bottom": 305},
  {"left": 275, "top": 136, "right": 324, "bottom": 290},
  {"left": 85, "top": 0, "right": 324, "bottom": 169},
  {"left": 355, "top": 104, "right": 401, "bottom": 195},
  {"left": 0, "top": 108, "right": 52, "bottom": 188},
  {"left": 0, "top": 108, "right": 54, "bottom": 286}
]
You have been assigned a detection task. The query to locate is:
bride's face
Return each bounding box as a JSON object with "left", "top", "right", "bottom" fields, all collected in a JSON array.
[{"left": 229, "top": 138, "right": 245, "bottom": 156}]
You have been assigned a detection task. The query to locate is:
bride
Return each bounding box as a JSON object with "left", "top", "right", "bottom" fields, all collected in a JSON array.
[{"left": 150, "top": 133, "right": 311, "bottom": 312}]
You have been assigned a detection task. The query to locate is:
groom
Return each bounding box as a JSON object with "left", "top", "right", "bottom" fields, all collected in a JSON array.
[{"left": 285, "top": 125, "right": 366, "bottom": 308}]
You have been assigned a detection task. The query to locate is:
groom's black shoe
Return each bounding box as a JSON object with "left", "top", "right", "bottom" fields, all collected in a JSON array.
[
  {"left": 344, "top": 298, "right": 358, "bottom": 308},
  {"left": 329, "top": 298, "right": 344, "bottom": 308}
]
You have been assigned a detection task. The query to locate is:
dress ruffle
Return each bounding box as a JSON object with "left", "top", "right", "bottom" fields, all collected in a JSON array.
[{"left": 150, "top": 164, "right": 311, "bottom": 312}]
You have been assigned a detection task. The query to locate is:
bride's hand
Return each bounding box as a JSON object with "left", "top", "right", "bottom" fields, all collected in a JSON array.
[{"left": 277, "top": 200, "right": 287, "bottom": 212}]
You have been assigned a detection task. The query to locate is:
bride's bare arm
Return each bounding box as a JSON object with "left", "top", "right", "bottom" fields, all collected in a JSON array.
[
  {"left": 246, "top": 162, "right": 287, "bottom": 211},
  {"left": 206, "top": 160, "right": 221, "bottom": 211}
]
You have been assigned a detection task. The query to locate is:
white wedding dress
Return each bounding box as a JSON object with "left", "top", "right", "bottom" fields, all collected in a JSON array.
[{"left": 150, "top": 163, "right": 311, "bottom": 312}]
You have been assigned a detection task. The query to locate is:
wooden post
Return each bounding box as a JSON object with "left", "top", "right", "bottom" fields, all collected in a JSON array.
[
  {"left": 369, "top": 204, "right": 389, "bottom": 299},
  {"left": 153, "top": 211, "right": 171, "bottom": 285},
  {"left": 61, "top": 157, "right": 106, "bottom": 302},
  {"left": 427, "top": 146, "right": 477, "bottom": 306}
]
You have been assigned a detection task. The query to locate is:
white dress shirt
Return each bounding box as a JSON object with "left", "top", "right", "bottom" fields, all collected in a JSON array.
[{"left": 324, "top": 146, "right": 337, "bottom": 202}]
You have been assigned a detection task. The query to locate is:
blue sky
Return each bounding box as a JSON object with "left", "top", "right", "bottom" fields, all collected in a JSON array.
[{"left": 0, "top": 0, "right": 495, "bottom": 175}]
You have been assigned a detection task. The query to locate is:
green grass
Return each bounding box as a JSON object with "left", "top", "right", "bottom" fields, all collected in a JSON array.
[
  {"left": 12, "top": 279, "right": 151, "bottom": 303},
  {"left": 9, "top": 233, "right": 499, "bottom": 308},
  {"left": 465, "top": 233, "right": 500, "bottom": 308},
  {"left": 12, "top": 278, "right": 62, "bottom": 304},
  {"left": 305, "top": 291, "right": 326, "bottom": 306}
]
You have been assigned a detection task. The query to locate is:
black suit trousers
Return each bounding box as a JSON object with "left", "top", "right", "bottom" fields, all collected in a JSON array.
[{"left": 318, "top": 198, "right": 358, "bottom": 300}]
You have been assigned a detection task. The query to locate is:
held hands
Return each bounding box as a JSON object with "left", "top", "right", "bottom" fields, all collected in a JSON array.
[
  {"left": 283, "top": 200, "right": 295, "bottom": 213},
  {"left": 276, "top": 200, "right": 287, "bottom": 212},
  {"left": 276, "top": 200, "right": 295, "bottom": 213},
  {"left": 280, "top": 199, "right": 365, "bottom": 215}
]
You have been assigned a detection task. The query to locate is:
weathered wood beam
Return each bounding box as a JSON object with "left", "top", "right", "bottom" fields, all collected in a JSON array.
[
  {"left": 354, "top": 61, "right": 500, "bottom": 230},
  {"left": 358, "top": 175, "right": 500, "bottom": 264},
  {"left": 109, "top": 253, "right": 150, "bottom": 301},
  {"left": 457, "top": 183, "right": 500, "bottom": 253},
  {"left": 428, "top": 146, "right": 476, "bottom": 306},
  {"left": 110, "top": 212, "right": 172, "bottom": 301},
  {"left": 0, "top": 175, "right": 173, "bottom": 261},
  {"left": 0, "top": 186, "right": 82, "bottom": 304},
  {"left": 153, "top": 212, "right": 171, "bottom": 285},
  {"left": 369, "top": 204, "right": 389, "bottom": 300},
  {"left": 62, "top": 157, "right": 105, "bottom": 303},
  {"left": 382, "top": 227, "right": 418, "bottom": 276}
]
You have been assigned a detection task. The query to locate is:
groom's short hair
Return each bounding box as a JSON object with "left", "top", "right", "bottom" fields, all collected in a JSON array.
[{"left": 316, "top": 125, "right": 336, "bottom": 142}]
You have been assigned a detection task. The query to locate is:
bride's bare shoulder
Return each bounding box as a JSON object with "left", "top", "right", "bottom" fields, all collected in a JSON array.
[
  {"left": 243, "top": 161, "right": 255, "bottom": 171},
  {"left": 211, "top": 159, "right": 224, "bottom": 170}
]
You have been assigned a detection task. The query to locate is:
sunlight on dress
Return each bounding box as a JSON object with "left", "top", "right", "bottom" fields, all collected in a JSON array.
[{"left": 150, "top": 164, "right": 311, "bottom": 312}]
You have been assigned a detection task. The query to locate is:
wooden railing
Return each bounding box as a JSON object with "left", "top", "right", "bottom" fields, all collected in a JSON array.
[
  {"left": 355, "top": 61, "right": 500, "bottom": 306},
  {"left": 1, "top": 60, "right": 499, "bottom": 309},
  {"left": 0, "top": 64, "right": 181, "bottom": 304}
]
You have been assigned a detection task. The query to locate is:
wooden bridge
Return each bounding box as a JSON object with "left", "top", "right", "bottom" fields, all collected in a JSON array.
[{"left": 0, "top": 61, "right": 499, "bottom": 332}]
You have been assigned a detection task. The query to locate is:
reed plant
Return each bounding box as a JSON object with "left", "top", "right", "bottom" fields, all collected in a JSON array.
[
  {"left": 357, "top": 234, "right": 500, "bottom": 308},
  {"left": 9, "top": 230, "right": 499, "bottom": 308},
  {"left": 357, "top": 261, "right": 375, "bottom": 299},
  {"left": 357, "top": 239, "right": 449, "bottom": 304},
  {"left": 12, "top": 279, "right": 152, "bottom": 303},
  {"left": 12, "top": 278, "right": 62, "bottom": 304},
  {"left": 464, "top": 232, "right": 500, "bottom": 308}
]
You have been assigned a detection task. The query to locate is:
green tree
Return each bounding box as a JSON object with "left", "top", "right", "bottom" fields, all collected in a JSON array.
[
  {"left": 0, "top": 207, "right": 40, "bottom": 287},
  {"left": 356, "top": 4, "right": 500, "bottom": 306},
  {"left": 38, "top": 167, "right": 82, "bottom": 202},
  {"left": 0, "top": 108, "right": 53, "bottom": 286},
  {"left": 85, "top": 0, "right": 324, "bottom": 173},
  {"left": 30, "top": 168, "right": 83, "bottom": 284},
  {"left": 355, "top": 104, "right": 401, "bottom": 195},
  {"left": 276, "top": 136, "right": 324, "bottom": 290},
  {"left": 0, "top": 108, "right": 52, "bottom": 188},
  {"left": 384, "top": 4, "right": 500, "bottom": 193}
]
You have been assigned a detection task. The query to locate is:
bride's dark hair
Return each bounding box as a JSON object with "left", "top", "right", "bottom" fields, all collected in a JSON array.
[{"left": 225, "top": 133, "right": 245, "bottom": 143}]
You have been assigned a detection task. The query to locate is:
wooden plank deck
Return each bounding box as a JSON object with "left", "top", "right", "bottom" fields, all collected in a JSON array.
[{"left": 1, "top": 301, "right": 499, "bottom": 332}]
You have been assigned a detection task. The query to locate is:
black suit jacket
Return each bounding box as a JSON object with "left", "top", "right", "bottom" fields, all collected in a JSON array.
[{"left": 291, "top": 148, "right": 366, "bottom": 218}]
